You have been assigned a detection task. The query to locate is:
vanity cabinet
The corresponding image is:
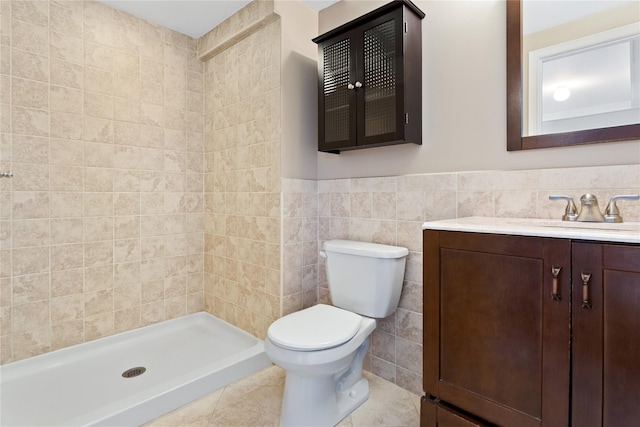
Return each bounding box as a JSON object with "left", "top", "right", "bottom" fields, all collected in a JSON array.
[
  {"left": 312, "top": 0, "right": 424, "bottom": 153},
  {"left": 422, "top": 229, "right": 640, "bottom": 427}
]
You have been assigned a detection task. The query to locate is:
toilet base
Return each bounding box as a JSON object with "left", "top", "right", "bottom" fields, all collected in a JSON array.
[
  {"left": 278, "top": 337, "right": 371, "bottom": 427},
  {"left": 280, "top": 374, "right": 369, "bottom": 427}
]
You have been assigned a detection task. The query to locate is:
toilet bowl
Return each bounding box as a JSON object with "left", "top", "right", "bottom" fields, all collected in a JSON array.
[
  {"left": 265, "top": 304, "right": 375, "bottom": 426},
  {"left": 265, "top": 240, "right": 408, "bottom": 427}
]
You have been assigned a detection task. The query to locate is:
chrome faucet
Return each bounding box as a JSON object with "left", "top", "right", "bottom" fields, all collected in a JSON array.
[
  {"left": 576, "top": 194, "right": 604, "bottom": 222},
  {"left": 549, "top": 194, "right": 639, "bottom": 223}
]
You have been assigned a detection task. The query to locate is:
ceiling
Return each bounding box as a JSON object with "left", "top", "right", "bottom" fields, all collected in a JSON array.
[{"left": 97, "top": 0, "right": 340, "bottom": 39}]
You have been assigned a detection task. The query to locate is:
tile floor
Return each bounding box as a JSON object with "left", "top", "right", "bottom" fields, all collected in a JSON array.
[{"left": 143, "top": 365, "right": 422, "bottom": 427}]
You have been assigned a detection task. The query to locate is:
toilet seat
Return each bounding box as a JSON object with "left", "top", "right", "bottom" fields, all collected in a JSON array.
[{"left": 268, "top": 304, "right": 362, "bottom": 351}]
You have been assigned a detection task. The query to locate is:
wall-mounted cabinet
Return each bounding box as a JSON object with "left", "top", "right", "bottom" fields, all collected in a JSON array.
[{"left": 313, "top": 0, "right": 424, "bottom": 153}]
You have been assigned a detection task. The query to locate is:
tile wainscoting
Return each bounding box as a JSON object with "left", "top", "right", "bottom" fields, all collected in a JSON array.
[{"left": 282, "top": 163, "right": 640, "bottom": 394}]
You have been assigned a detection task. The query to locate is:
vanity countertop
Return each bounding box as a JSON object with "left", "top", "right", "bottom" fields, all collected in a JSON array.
[{"left": 422, "top": 217, "right": 640, "bottom": 244}]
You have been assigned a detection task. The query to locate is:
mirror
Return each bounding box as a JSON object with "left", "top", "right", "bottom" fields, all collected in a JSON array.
[{"left": 507, "top": 0, "right": 640, "bottom": 151}]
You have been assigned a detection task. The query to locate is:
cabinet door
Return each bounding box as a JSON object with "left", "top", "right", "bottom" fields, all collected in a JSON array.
[
  {"left": 355, "top": 8, "right": 404, "bottom": 147},
  {"left": 572, "top": 243, "right": 640, "bottom": 426},
  {"left": 317, "top": 31, "right": 358, "bottom": 152},
  {"left": 423, "top": 231, "right": 571, "bottom": 427}
]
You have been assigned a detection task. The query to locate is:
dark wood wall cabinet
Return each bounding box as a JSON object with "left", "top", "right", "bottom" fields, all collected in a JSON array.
[
  {"left": 313, "top": 0, "right": 424, "bottom": 153},
  {"left": 422, "top": 229, "right": 640, "bottom": 427}
]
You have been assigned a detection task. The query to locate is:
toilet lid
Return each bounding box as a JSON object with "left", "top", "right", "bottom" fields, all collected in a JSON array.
[{"left": 267, "top": 304, "right": 362, "bottom": 351}]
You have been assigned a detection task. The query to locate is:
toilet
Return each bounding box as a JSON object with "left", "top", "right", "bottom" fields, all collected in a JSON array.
[{"left": 265, "top": 239, "right": 408, "bottom": 427}]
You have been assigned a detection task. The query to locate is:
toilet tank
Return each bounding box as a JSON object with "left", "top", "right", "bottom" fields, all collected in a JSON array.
[{"left": 322, "top": 240, "right": 408, "bottom": 318}]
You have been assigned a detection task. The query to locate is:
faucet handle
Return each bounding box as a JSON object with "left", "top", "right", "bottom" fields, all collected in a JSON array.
[
  {"left": 549, "top": 195, "right": 578, "bottom": 221},
  {"left": 604, "top": 195, "right": 639, "bottom": 223}
]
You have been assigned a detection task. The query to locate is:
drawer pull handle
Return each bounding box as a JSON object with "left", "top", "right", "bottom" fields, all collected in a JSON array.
[
  {"left": 551, "top": 265, "right": 561, "bottom": 300},
  {"left": 581, "top": 272, "right": 592, "bottom": 309}
]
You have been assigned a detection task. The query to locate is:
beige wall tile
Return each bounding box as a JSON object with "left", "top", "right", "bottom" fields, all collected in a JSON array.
[
  {"left": 50, "top": 1, "right": 83, "bottom": 38},
  {"left": 11, "top": 106, "right": 49, "bottom": 137},
  {"left": 12, "top": 273, "right": 49, "bottom": 305},
  {"left": 12, "top": 19, "right": 49, "bottom": 56},
  {"left": 51, "top": 268, "right": 83, "bottom": 298},
  {"left": 51, "top": 86, "right": 83, "bottom": 114},
  {"left": 51, "top": 218, "right": 83, "bottom": 244},
  {"left": 51, "top": 58, "right": 82, "bottom": 88},
  {"left": 84, "top": 40, "right": 113, "bottom": 70},
  {"left": 84, "top": 92, "right": 114, "bottom": 120},
  {"left": 50, "top": 31, "right": 83, "bottom": 64},
  {"left": 49, "top": 192, "right": 81, "bottom": 218},
  {"left": 113, "top": 10, "right": 141, "bottom": 54},
  {"left": 12, "top": 0, "right": 49, "bottom": 27},
  {"left": 50, "top": 112, "right": 83, "bottom": 140},
  {"left": 12, "top": 78, "right": 49, "bottom": 109},
  {"left": 12, "top": 135, "right": 49, "bottom": 164},
  {"left": 141, "top": 21, "right": 164, "bottom": 59},
  {"left": 84, "top": 66, "right": 113, "bottom": 95}
]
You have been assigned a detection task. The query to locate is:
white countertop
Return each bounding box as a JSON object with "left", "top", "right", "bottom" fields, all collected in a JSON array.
[{"left": 422, "top": 217, "right": 640, "bottom": 244}]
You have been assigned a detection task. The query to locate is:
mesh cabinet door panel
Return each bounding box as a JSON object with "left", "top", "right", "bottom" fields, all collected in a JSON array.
[
  {"left": 363, "top": 19, "right": 397, "bottom": 139},
  {"left": 323, "top": 38, "right": 352, "bottom": 145}
]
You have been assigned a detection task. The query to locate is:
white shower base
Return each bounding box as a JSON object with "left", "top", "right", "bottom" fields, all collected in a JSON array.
[{"left": 0, "top": 312, "right": 271, "bottom": 426}]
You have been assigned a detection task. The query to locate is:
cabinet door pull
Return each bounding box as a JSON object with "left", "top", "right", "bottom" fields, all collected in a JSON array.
[
  {"left": 581, "top": 272, "right": 592, "bottom": 309},
  {"left": 348, "top": 83, "right": 355, "bottom": 90},
  {"left": 551, "top": 265, "right": 562, "bottom": 300}
]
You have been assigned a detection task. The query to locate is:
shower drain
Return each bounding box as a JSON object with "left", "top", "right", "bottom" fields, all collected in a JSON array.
[{"left": 122, "top": 367, "right": 146, "bottom": 378}]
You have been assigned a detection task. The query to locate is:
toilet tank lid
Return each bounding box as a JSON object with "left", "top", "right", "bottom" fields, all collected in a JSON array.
[{"left": 323, "top": 240, "right": 408, "bottom": 259}]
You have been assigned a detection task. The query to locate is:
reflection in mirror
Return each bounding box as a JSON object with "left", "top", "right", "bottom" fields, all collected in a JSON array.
[{"left": 506, "top": 0, "right": 640, "bottom": 151}]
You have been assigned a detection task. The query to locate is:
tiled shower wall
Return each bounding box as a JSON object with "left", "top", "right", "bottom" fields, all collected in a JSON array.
[
  {"left": 201, "top": 12, "right": 282, "bottom": 340},
  {"left": 0, "top": 0, "right": 205, "bottom": 363},
  {"left": 284, "top": 163, "right": 640, "bottom": 395}
]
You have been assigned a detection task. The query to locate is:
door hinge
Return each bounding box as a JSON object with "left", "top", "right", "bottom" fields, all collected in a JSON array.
[{"left": 405, "top": 113, "right": 409, "bottom": 124}]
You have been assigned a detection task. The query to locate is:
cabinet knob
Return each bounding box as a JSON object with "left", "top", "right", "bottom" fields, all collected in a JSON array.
[
  {"left": 355, "top": 81, "right": 362, "bottom": 88},
  {"left": 348, "top": 83, "right": 355, "bottom": 90}
]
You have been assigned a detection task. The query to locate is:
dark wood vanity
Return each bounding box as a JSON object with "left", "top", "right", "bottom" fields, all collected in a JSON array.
[{"left": 421, "top": 220, "right": 640, "bottom": 426}]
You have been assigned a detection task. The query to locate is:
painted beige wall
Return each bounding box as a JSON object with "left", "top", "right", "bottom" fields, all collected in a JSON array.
[
  {"left": 276, "top": 0, "right": 319, "bottom": 180},
  {"left": 316, "top": 0, "right": 640, "bottom": 180}
]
